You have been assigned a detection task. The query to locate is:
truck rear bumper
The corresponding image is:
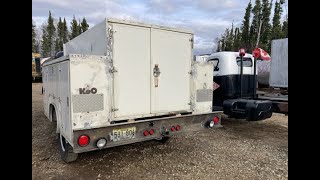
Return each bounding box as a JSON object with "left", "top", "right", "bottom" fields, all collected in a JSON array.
[
  {"left": 223, "top": 99, "right": 273, "bottom": 121},
  {"left": 72, "top": 112, "right": 222, "bottom": 153}
]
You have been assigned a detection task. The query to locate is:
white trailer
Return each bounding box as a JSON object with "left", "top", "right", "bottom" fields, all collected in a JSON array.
[
  {"left": 42, "top": 18, "right": 222, "bottom": 162},
  {"left": 269, "top": 38, "right": 288, "bottom": 88}
]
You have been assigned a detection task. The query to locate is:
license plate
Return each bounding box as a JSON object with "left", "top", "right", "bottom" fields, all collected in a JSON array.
[{"left": 112, "top": 127, "right": 136, "bottom": 142}]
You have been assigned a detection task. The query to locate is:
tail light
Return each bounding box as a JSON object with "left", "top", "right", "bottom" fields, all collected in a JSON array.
[
  {"left": 175, "top": 125, "right": 181, "bottom": 131},
  {"left": 213, "top": 117, "right": 219, "bottom": 124},
  {"left": 170, "top": 126, "right": 175, "bottom": 131},
  {"left": 78, "top": 135, "right": 90, "bottom": 147},
  {"left": 149, "top": 129, "right": 154, "bottom": 135},
  {"left": 143, "top": 130, "right": 149, "bottom": 136}
]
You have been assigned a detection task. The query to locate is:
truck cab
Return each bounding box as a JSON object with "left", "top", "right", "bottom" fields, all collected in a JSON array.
[
  {"left": 207, "top": 52, "right": 256, "bottom": 110},
  {"left": 207, "top": 51, "right": 273, "bottom": 121}
]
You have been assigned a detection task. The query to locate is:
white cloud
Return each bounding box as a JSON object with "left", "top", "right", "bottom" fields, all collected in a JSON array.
[
  {"left": 147, "top": 0, "right": 180, "bottom": 14},
  {"left": 32, "top": 16, "right": 46, "bottom": 27},
  {"left": 195, "top": 0, "right": 239, "bottom": 10},
  {"left": 32, "top": 0, "right": 251, "bottom": 55}
]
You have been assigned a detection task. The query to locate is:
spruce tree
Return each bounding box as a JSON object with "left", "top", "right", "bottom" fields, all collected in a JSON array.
[
  {"left": 271, "top": 0, "right": 283, "bottom": 40},
  {"left": 233, "top": 27, "right": 241, "bottom": 51},
  {"left": 56, "top": 17, "right": 63, "bottom": 51},
  {"left": 41, "top": 25, "right": 49, "bottom": 57},
  {"left": 282, "top": 17, "right": 288, "bottom": 38},
  {"left": 221, "top": 35, "right": 226, "bottom": 51},
  {"left": 216, "top": 40, "right": 221, "bottom": 52},
  {"left": 260, "top": 0, "right": 272, "bottom": 51},
  {"left": 241, "top": 1, "right": 252, "bottom": 51},
  {"left": 63, "top": 18, "right": 68, "bottom": 43},
  {"left": 81, "top": 18, "right": 89, "bottom": 33},
  {"left": 78, "top": 19, "right": 82, "bottom": 34},
  {"left": 47, "top": 11, "right": 56, "bottom": 56},
  {"left": 70, "top": 16, "right": 79, "bottom": 39},
  {"left": 55, "top": 39, "right": 60, "bottom": 53},
  {"left": 32, "top": 20, "right": 36, "bottom": 52},
  {"left": 41, "top": 11, "right": 56, "bottom": 57},
  {"left": 226, "top": 23, "right": 234, "bottom": 51},
  {"left": 224, "top": 28, "right": 231, "bottom": 51}
]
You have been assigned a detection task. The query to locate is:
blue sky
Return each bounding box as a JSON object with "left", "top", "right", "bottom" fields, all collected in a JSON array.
[{"left": 32, "top": 0, "right": 288, "bottom": 55}]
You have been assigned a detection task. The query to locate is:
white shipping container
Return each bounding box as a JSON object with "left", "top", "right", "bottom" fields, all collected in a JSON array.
[{"left": 269, "top": 38, "right": 288, "bottom": 88}]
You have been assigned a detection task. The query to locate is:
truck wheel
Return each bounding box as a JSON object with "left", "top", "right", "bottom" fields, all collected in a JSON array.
[
  {"left": 58, "top": 134, "right": 78, "bottom": 163},
  {"left": 157, "top": 137, "right": 170, "bottom": 143}
]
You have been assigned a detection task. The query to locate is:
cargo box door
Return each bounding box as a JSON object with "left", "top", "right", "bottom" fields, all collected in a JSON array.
[
  {"left": 59, "top": 62, "right": 72, "bottom": 141},
  {"left": 151, "top": 28, "right": 192, "bottom": 113},
  {"left": 112, "top": 23, "right": 151, "bottom": 118}
]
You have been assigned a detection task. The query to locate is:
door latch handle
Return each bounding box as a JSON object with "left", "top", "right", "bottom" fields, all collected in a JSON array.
[
  {"left": 153, "top": 64, "right": 160, "bottom": 87},
  {"left": 153, "top": 64, "right": 160, "bottom": 77}
]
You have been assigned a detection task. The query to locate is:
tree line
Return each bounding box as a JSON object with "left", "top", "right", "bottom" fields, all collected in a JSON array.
[
  {"left": 215, "top": 0, "right": 288, "bottom": 53},
  {"left": 32, "top": 11, "right": 89, "bottom": 57}
]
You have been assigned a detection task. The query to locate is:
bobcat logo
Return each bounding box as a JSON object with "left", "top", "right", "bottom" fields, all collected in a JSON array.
[{"left": 79, "top": 87, "right": 97, "bottom": 94}]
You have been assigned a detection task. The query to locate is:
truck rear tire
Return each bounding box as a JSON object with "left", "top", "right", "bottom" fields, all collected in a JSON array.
[{"left": 58, "top": 134, "right": 78, "bottom": 163}]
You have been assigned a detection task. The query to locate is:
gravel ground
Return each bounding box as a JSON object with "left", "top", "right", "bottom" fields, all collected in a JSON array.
[{"left": 32, "top": 83, "right": 288, "bottom": 180}]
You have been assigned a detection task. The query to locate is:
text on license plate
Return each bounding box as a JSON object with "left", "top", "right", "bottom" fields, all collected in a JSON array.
[{"left": 112, "top": 127, "right": 136, "bottom": 141}]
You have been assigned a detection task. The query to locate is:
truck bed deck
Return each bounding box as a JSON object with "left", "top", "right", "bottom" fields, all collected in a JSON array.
[{"left": 257, "top": 89, "right": 288, "bottom": 115}]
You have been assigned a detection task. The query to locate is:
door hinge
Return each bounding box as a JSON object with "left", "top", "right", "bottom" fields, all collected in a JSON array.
[
  {"left": 190, "top": 37, "right": 194, "bottom": 48},
  {"left": 111, "top": 108, "right": 119, "bottom": 112},
  {"left": 67, "top": 97, "right": 69, "bottom": 107}
]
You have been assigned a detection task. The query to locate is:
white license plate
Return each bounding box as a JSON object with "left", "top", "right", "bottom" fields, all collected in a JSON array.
[{"left": 112, "top": 127, "right": 136, "bottom": 142}]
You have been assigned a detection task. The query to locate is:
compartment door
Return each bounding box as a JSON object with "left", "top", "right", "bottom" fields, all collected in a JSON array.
[
  {"left": 112, "top": 23, "right": 151, "bottom": 118},
  {"left": 151, "top": 28, "right": 192, "bottom": 113}
]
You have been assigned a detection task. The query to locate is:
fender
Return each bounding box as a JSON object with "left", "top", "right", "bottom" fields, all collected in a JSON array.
[{"left": 48, "top": 101, "right": 61, "bottom": 134}]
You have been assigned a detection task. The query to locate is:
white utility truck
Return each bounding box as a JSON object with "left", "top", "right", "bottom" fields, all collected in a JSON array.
[{"left": 42, "top": 18, "right": 222, "bottom": 162}]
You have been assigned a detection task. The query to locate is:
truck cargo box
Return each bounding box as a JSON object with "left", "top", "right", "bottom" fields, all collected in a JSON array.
[
  {"left": 63, "top": 18, "right": 194, "bottom": 120},
  {"left": 43, "top": 18, "right": 222, "bottom": 162}
]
